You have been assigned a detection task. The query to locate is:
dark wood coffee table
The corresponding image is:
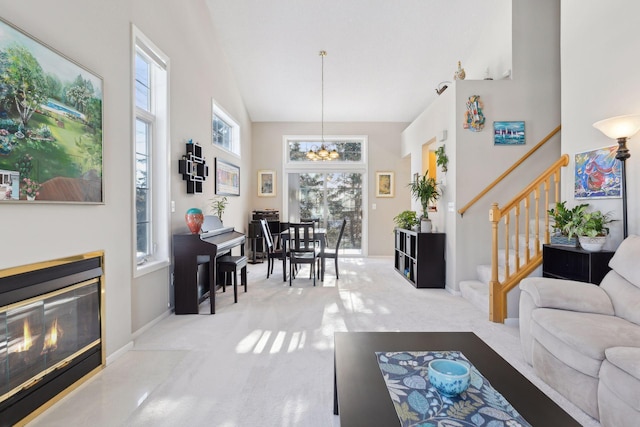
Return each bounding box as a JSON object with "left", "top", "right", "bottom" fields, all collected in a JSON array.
[{"left": 334, "top": 332, "right": 581, "bottom": 426}]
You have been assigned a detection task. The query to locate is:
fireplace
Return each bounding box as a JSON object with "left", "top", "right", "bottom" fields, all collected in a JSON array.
[{"left": 0, "top": 252, "right": 105, "bottom": 427}]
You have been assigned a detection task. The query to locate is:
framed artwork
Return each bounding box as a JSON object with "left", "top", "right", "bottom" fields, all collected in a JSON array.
[
  {"left": 574, "top": 145, "right": 621, "bottom": 199},
  {"left": 0, "top": 17, "right": 103, "bottom": 203},
  {"left": 375, "top": 171, "right": 394, "bottom": 198},
  {"left": 257, "top": 170, "right": 276, "bottom": 197},
  {"left": 215, "top": 158, "right": 240, "bottom": 196},
  {"left": 494, "top": 121, "right": 525, "bottom": 145}
]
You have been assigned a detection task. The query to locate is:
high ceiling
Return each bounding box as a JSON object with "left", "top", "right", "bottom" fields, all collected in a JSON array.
[{"left": 205, "top": 0, "right": 508, "bottom": 123}]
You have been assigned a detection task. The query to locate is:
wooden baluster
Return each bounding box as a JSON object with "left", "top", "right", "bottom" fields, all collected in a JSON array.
[
  {"left": 525, "top": 194, "right": 530, "bottom": 262},
  {"left": 515, "top": 203, "right": 520, "bottom": 274},
  {"left": 504, "top": 211, "right": 510, "bottom": 280},
  {"left": 534, "top": 186, "right": 541, "bottom": 256},
  {"left": 544, "top": 177, "right": 550, "bottom": 244}
]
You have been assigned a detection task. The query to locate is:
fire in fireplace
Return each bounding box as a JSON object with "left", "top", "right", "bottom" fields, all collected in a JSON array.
[{"left": 0, "top": 252, "right": 105, "bottom": 427}]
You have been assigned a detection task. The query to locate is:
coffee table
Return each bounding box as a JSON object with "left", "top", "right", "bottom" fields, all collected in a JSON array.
[{"left": 334, "top": 332, "right": 581, "bottom": 426}]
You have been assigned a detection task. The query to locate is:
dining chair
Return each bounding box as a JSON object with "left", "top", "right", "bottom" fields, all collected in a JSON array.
[
  {"left": 259, "top": 218, "right": 286, "bottom": 279},
  {"left": 288, "top": 222, "right": 320, "bottom": 286},
  {"left": 321, "top": 218, "right": 347, "bottom": 279}
]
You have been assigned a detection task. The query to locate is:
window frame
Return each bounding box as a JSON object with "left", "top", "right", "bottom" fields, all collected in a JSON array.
[
  {"left": 212, "top": 100, "right": 241, "bottom": 157},
  {"left": 132, "top": 25, "right": 171, "bottom": 278}
]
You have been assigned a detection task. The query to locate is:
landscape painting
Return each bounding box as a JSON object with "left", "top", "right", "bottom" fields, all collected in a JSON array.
[
  {"left": 574, "top": 145, "right": 621, "bottom": 199},
  {"left": 0, "top": 18, "right": 103, "bottom": 203},
  {"left": 494, "top": 121, "right": 525, "bottom": 145}
]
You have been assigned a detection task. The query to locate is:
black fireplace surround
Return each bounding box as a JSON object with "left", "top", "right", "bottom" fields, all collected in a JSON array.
[{"left": 0, "top": 252, "right": 104, "bottom": 427}]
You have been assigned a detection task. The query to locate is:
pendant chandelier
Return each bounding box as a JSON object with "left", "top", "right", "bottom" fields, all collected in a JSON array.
[{"left": 306, "top": 51, "right": 339, "bottom": 161}]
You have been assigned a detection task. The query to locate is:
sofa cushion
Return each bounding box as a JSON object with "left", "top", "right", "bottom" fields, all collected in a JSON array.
[
  {"left": 531, "top": 308, "right": 640, "bottom": 377},
  {"left": 521, "top": 277, "right": 614, "bottom": 314},
  {"left": 600, "top": 270, "right": 640, "bottom": 327},
  {"left": 600, "top": 347, "right": 640, "bottom": 411},
  {"left": 609, "top": 234, "right": 640, "bottom": 288}
]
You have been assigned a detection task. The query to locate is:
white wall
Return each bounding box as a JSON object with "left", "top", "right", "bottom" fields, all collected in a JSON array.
[
  {"left": 402, "top": 0, "right": 561, "bottom": 292},
  {"left": 252, "top": 122, "right": 409, "bottom": 256},
  {"left": 561, "top": 0, "right": 640, "bottom": 250},
  {"left": 0, "top": 0, "right": 252, "bottom": 357}
]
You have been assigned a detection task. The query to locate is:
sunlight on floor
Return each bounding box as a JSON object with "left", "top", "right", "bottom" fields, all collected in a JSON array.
[{"left": 236, "top": 329, "right": 307, "bottom": 354}]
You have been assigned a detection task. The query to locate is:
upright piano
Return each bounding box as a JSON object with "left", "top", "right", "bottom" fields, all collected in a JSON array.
[{"left": 173, "top": 216, "right": 245, "bottom": 314}]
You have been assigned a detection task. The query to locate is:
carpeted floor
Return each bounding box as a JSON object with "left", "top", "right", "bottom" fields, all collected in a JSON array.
[{"left": 28, "top": 257, "right": 599, "bottom": 426}]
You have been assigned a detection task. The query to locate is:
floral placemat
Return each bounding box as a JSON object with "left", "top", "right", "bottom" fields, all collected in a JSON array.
[{"left": 375, "top": 351, "right": 531, "bottom": 427}]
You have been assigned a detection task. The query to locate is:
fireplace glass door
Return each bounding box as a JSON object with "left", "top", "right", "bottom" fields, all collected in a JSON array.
[{"left": 0, "top": 279, "right": 100, "bottom": 401}]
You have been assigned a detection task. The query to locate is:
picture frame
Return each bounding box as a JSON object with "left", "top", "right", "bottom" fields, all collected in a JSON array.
[
  {"left": 493, "top": 121, "right": 525, "bottom": 145},
  {"left": 215, "top": 158, "right": 240, "bottom": 196},
  {"left": 257, "top": 170, "right": 276, "bottom": 197},
  {"left": 574, "top": 145, "right": 621, "bottom": 199},
  {"left": 0, "top": 17, "right": 104, "bottom": 203},
  {"left": 375, "top": 171, "right": 394, "bottom": 198}
]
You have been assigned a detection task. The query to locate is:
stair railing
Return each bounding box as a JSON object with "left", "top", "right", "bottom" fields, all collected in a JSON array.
[
  {"left": 488, "top": 154, "right": 570, "bottom": 322},
  {"left": 458, "top": 125, "right": 561, "bottom": 217}
]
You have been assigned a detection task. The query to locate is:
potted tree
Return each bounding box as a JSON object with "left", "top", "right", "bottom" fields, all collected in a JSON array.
[
  {"left": 562, "top": 205, "right": 614, "bottom": 252},
  {"left": 393, "top": 210, "right": 419, "bottom": 231},
  {"left": 409, "top": 173, "right": 440, "bottom": 233}
]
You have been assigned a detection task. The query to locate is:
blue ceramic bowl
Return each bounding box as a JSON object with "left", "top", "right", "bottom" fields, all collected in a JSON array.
[{"left": 428, "top": 359, "right": 471, "bottom": 397}]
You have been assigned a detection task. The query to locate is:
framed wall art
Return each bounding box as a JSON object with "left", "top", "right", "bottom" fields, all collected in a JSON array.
[
  {"left": 0, "top": 17, "right": 103, "bottom": 203},
  {"left": 494, "top": 121, "right": 525, "bottom": 145},
  {"left": 215, "top": 158, "right": 240, "bottom": 196},
  {"left": 257, "top": 170, "right": 276, "bottom": 197},
  {"left": 375, "top": 171, "right": 394, "bottom": 198},
  {"left": 574, "top": 145, "right": 621, "bottom": 199}
]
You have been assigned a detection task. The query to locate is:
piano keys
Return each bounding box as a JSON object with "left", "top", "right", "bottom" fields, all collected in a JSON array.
[{"left": 173, "top": 216, "right": 245, "bottom": 314}]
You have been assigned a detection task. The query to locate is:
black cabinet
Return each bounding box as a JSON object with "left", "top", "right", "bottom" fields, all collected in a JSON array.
[
  {"left": 542, "top": 244, "right": 614, "bottom": 285},
  {"left": 394, "top": 229, "right": 445, "bottom": 288}
]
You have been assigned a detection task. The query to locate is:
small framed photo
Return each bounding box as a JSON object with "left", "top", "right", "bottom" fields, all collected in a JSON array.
[
  {"left": 494, "top": 121, "right": 525, "bottom": 145},
  {"left": 215, "top": 158, "right": 240, "bottom": 196},
  {"left": 375, "top": 171, "right": 394, "bottom": 198},
  {"left": 257, "top": 170, "right": 276, "bottom": 197}
]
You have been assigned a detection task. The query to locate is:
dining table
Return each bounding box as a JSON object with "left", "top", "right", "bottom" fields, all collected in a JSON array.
[{"left": 280, "top": 227, "right": 326, "bottom": 282}]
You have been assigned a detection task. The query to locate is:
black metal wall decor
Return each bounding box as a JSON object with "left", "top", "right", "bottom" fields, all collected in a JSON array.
[{"left": 178, "top": 141, "right": 208, "bottom": 193}]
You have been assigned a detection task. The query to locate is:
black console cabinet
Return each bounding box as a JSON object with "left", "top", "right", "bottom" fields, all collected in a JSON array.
[
  {"left": 394, "top": 229, "right": 445, "bottom": 288},
  {"left": 542, "top": 244, "right": 614, "bottom": 285}
]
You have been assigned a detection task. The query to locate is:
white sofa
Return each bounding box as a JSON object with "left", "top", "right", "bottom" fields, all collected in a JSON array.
[{"left": 519, "top": 234, "right": 640, "bottom": 427}]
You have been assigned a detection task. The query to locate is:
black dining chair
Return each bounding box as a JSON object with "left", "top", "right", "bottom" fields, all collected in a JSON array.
[
  {"left": 288, "top": 222, "right": 320, "bottom": 286},
  {"left": 259, "top": 218, "right": 286, "bottom": 279},
  {"left": 321, "top": 219, "right": 347, "bottom": 279}
]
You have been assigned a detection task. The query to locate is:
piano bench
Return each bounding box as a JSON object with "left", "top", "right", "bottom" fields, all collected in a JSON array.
[{"left": 217, "top": 256, "right": 248, "bottom": 303}]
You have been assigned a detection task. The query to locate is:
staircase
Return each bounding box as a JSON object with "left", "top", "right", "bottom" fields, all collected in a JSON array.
[
  {"left": 460, "top": 225, "right": 544, "bottom": 321},
  {"left": 457, "top": 125, "right": 569, "bottom": 322}
]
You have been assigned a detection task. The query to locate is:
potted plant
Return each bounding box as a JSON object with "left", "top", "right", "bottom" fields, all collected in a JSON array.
[
  {"left": 547, "top": 201, "right": 588, "bottom": 246},
  {"left": 393, "top": 210, "right": 419, "bottom": 231},
  {"left": 435, "top": 145, "right": 448, "bottom": 173},
  {"left": 562, "top": 205, "right": 614, "bottom": 252},
  {"left": 210, "top": 196, "right": 228, "bottom": 222},
  {"left": 409, "top": 173, "right": 440, "bottom": 232}
]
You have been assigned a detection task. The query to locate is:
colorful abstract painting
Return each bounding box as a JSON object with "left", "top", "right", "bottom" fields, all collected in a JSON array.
[{"left": 574, "top": 145, "right": 621, "bottom": 199}]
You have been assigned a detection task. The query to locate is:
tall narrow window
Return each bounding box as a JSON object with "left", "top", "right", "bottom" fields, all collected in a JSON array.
[{"left": 133, "top": 27, "right": 170, "bottom": 275}]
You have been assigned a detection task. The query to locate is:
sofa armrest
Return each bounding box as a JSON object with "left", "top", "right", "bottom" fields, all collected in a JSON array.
[{"left": 520, "top": 277, "right": 614, "bottom": 315}]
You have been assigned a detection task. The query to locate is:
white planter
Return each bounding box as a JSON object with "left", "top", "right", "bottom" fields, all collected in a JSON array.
[
  {"left": 579, "top": 235, "right": 606, "bottom": 252},
  {"left": 421, "top": 218, "right": 432, "bottom": 233}
]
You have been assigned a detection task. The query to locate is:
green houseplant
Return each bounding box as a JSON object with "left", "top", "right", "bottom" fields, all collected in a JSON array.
[
  {"left": 393, "top": 210, "right": 419, "bottom": 230},
  {"left": 409, "top": 173, "right": 440, "bottom": 232},
  {"left": 435, "top": 145, "right": 448, "bottom": 173},
  {"left": 547, "top": 201, "right": 588, "bottom": 246},
  {"left": 561, "top": 205, "right": 614, "bottom": 252},
  {"left": 210, "top": 196, "right": 228, "bottom": 221}
]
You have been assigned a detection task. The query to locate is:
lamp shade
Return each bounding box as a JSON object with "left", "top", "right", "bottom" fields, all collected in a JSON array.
[{"left": 593, "top": 114, "right": 640, "bottom": 139}]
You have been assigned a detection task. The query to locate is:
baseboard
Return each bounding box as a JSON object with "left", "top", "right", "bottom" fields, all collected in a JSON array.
[
  {"left": 131, "top": 308, "right": 172, "bottom": 340},
  {"left": 106, "top": 341, "right": 134, "bottom": 366},
  {"left": 445, "top": 286, "right": 461, "bottom": 296}
]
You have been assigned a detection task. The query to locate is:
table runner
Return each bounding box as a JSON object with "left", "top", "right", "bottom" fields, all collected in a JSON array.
[{"left": 375, "top": 351, "right": 531, "bottom": 427}]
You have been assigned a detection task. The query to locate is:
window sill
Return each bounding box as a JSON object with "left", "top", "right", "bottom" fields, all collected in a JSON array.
[{"left": 134, "top": 258, "right": 170, "bottom": 278}]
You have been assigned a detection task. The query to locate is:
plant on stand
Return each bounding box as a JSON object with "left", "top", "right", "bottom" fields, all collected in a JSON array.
[
  {"left": 393, "top": 210, "right": 419, "bottom": 231},
  {"left": 562, "top": 205, "right": 614, "bottom": 252},
  {"left": 548, "top": 201, "right": 588, "bottom": 246},
  {"left": 409, "top": 173, "right": 440, "bottom": 233},
  {"left": 210, "top": 196, "right": 228, "bottom": 222}
]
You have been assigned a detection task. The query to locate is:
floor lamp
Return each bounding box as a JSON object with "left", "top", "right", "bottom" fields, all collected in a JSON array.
[{"left": 593, "top": 114, "right": 640, "bottom": 239}]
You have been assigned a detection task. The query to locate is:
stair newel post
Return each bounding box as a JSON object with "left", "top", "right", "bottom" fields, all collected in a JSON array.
[
  {"left": 489, "top": 203, "right": 504, "bottom": 322},
  {"left": 543, "top": 177, "right": 551, "bottom": 245}
]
